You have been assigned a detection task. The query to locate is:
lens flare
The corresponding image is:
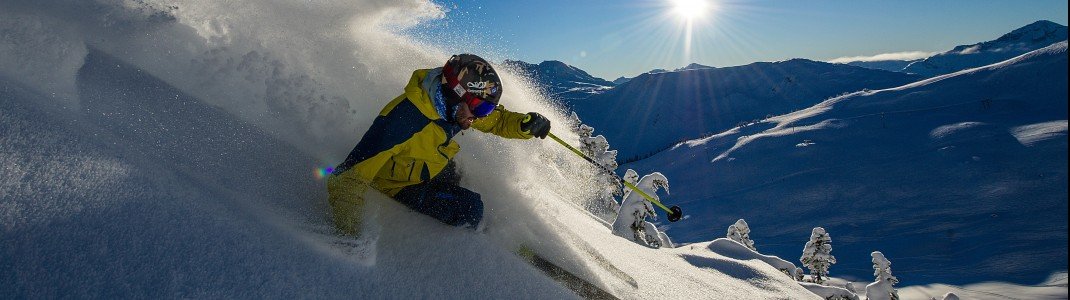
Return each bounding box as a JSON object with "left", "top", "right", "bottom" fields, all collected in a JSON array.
[{"left": 315, "top": 166, "right": 335, "bottom": 180}]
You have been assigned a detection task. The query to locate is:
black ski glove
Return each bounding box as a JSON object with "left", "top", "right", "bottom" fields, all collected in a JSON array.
[{"left": 520, "top": 112, "right": 551, "bottom": 139}]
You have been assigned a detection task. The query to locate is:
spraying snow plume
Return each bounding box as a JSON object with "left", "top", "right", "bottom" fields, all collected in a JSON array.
[{"left": 0, "top": 0, "right": 451, "bottom": 157}]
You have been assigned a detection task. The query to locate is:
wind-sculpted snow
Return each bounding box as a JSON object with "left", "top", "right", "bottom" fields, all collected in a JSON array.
[
  {"left": 625, "top": 42, "right": 1069, "bottom": 286},
  {"left": 705, "top": 238, "right": 799, "bottom": 279},
  {"left": 1010, "top": 120, "right": 1068, "bottom": 146}
]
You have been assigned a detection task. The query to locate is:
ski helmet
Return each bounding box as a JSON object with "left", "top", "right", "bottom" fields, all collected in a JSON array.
[{"left": 441, "top": 54, "right": 502, "bottom": 118}]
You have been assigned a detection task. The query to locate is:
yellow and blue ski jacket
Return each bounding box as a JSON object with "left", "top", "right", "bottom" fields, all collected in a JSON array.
[{"left": 332, "top": 68, "right": 534, "bottom": 196}]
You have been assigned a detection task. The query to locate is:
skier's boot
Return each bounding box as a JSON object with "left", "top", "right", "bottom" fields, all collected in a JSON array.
[{"left": 326, "top": 170, "right": 369, "bottom": 237}]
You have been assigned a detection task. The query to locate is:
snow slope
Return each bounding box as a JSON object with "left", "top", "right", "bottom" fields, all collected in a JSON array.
[
  {"left": 897, "top": 272, "right": 1067, "bottom": 300},
  {"left": 1, "top": 1, "right": 820, "bottom": 298},
  {"left": 570, "top": 59, "right": 922, "bottom": 160},
  {"left": 625, "top": 41, "right": 1069, "bottom": 286},
  {"left": 903, "top": 20, "right": 1067, "bottom": 77}
]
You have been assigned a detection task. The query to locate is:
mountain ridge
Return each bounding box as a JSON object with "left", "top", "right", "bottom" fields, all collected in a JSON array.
[
  {"left": 903, "top": 20, "right": 1067, "bottom": 76},
  {"left": 570, "top": 58, "right": 922, "bottom": 159},
  {"left": 501, "top": 59, "right": 615, "bottom": 102}
]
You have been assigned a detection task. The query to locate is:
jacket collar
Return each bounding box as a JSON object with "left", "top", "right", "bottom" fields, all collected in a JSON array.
[{"left": 403, "top": 68, "right": 448, "bottom": 121}]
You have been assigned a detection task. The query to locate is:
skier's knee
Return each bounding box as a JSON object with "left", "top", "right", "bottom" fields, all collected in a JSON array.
[{"left": 452, "top": 192, "right": 483, "bottom": 229}]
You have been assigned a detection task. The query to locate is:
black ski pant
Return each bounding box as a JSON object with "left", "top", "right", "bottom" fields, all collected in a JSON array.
[{"left": 393, "top": 162, "right": 483, "bottom": 229}]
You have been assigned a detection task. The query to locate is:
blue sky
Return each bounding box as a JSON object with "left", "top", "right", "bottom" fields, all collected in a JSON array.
[{"left": 414, "top": 0, "right": 1068, "bottom": 80}]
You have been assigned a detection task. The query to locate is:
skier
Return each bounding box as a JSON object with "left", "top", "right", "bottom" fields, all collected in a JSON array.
[{"left": 327, "top": 54, "right": 551, "bottom": 236}]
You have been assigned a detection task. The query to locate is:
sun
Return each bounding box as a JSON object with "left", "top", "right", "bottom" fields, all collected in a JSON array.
[{"left": 671, "top": 0, "right": 711, "bottom": 20}]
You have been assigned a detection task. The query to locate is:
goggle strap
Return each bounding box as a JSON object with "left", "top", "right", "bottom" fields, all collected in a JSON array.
[{"left": 443, "top": 64, "right": 466, "bottom": 98}]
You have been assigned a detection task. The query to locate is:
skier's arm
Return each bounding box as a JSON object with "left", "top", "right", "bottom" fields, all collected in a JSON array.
[{"left": 471, "top": 104, "right": 534, "bottom": 139}]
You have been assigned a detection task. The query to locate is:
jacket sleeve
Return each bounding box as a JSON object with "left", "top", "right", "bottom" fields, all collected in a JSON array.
[{"left": 471, "top": 104, "right": 533, "bottom": 139}]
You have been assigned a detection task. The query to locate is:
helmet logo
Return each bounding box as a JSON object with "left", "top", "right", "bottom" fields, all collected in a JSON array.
[{"left": 467, "top": 81, "right": 487, "bottom": 89}]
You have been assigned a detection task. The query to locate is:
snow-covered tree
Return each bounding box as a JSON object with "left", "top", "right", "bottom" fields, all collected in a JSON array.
[
  {"left": 567, "top": 112, "right": 591, "bottom": 137},
  {"left": 568, "top": 112, "right": 621, "bottom": 221},
  {"left": 865, "top": 251, "right": 899, "bottom": 300},
  {"left": 612, "top": 170, "right": 673, "bottom": 248},
  {"left": 726, "top": 219, "right": 756, "bottom": 251},
  {"left": 800, "top": 227, "right": 836, "bottom": 284}
]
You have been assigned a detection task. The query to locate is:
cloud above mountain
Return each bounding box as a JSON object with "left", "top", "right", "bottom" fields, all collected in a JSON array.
[{"left": 828, "top": 51, "right": 937, "bottom": 63}]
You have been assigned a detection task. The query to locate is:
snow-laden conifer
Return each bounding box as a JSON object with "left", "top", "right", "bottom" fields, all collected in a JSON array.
[
  {"left": 726, "top": 219, "right": 756, "bottom": 250},
  {"left": 612, "top": 170, "right": 673, "bottom": 248},
  {"left": 800, "top": 227, "right": 836, "bottom": 284},
  {"left": 865, "top": 251, "right": 899, "bottom": 300},
  {"left": 568, "top": 112, "right": 621, "bottom": 221}
]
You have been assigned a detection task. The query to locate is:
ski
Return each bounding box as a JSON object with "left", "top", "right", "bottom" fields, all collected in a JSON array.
[{"left": 517, "top": 246, "right": 620, "bottom": 300}]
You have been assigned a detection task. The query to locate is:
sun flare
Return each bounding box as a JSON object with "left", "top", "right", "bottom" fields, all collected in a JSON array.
[{"left": 671, "top": 0, "right": 710, "bottom": 20}]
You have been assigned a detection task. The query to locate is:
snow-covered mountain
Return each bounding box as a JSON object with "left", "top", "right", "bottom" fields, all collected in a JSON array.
[
  {"left": 625, "top": 41, "right": 1069, "bottom": 287},
  {"left": 612, "top": 67, "right": 687, "bottom": 86},
  {"left": 501, "top": 59, "right": 615, "bottom": 102},
  {"left": 675, "top": 63, "right": 715, "bottom": 71},
  {"left": 571, "top": 59, "right": 922, "bottom": 160},
  {"left": 902, "top": 20, "right": 1067, "bottom": 77}
]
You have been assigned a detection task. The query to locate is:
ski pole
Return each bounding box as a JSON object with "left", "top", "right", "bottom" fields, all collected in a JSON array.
[{"left": 546, "top": 132, "right": 684, "bottom": 222}]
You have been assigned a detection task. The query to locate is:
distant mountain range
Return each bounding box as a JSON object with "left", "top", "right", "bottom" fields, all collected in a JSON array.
[
  {"left": 570, "top": 59, "right": 922, "bottom": 159},
  {"left": 904, "top": 20, "right": 1067, "bottom": 76},
  {"left": 509, "top": 20, "right": 1066, "bottom": 161},
  {"left": 841, "top": 20, "right": 1066, "bottom": 76},
  {"left": 501, "top": 60, "right": 614, "bottom": 102},
  {"left": 610, "top": 64, "right": 714, "bottom": 85},
  {"left": 675, "top": 63, "right": 715, "bottom": 71}
]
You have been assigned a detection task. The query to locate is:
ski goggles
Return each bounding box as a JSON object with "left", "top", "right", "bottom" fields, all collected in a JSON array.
[{"left": 465, "top": 96, "right": 496, "bottom": 118}]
